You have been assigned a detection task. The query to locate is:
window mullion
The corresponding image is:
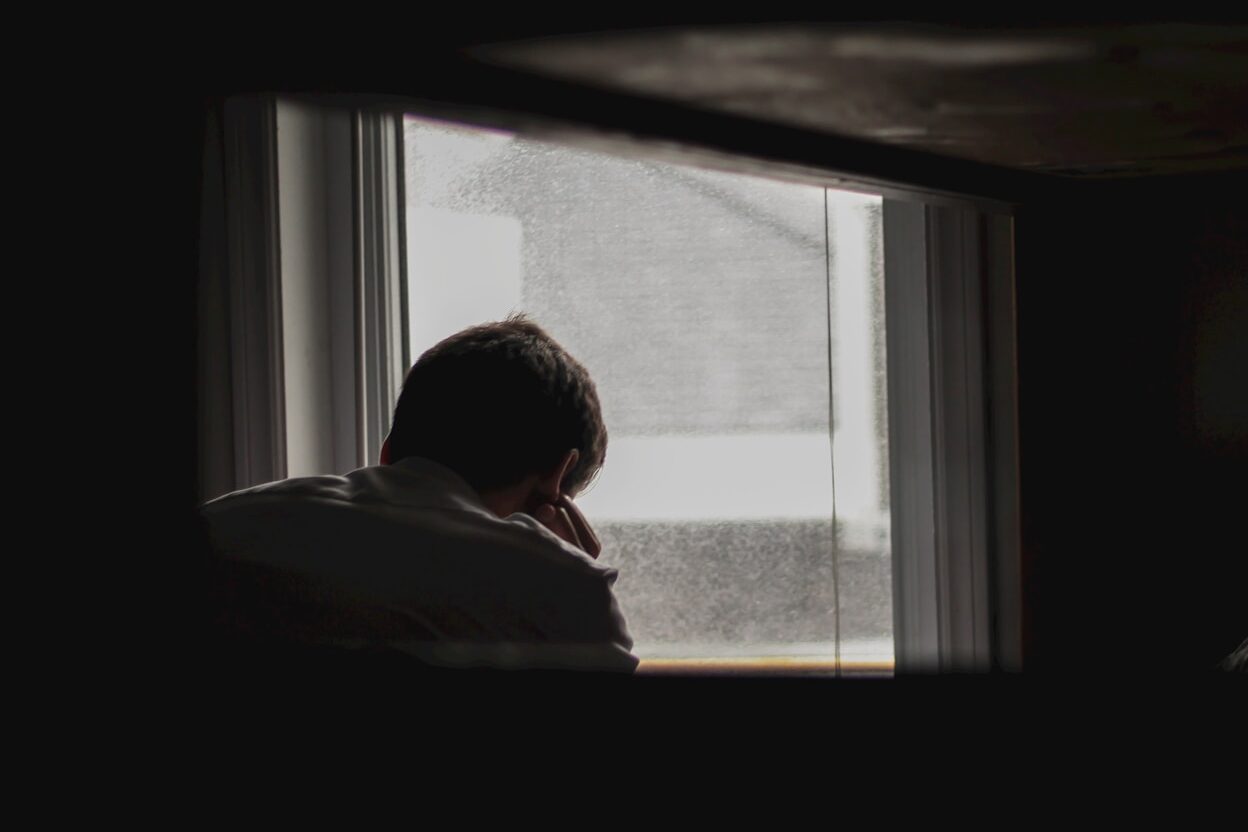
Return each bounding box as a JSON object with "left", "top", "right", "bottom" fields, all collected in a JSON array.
[
  {"left": 354, "top": 111, "right": 408, "bottom": 468},
  {"left": 823, "top": 188, "right": 843, "bottom": 677}
]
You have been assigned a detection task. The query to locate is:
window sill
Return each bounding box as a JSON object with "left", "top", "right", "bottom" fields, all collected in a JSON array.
[{"left": 636, "top": 657, "right": 894, "bottom": 677}]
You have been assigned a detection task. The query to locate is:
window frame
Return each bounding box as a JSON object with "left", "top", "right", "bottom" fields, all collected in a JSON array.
[
  {"left": 206, "top": 93, "right": 1023, "bottom": 675},
  {"left": 883, "top": 201, "right": 1021, "bottom": 673}
]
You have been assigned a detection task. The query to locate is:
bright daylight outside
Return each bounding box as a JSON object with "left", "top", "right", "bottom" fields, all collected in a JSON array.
[{"left": 404, "top": 115, "right": 893, "bottom": 673}]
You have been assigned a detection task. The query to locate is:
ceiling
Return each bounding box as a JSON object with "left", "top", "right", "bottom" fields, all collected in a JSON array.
[{"left": 475, "top": 23, "right": 1248, "bottom": 178}]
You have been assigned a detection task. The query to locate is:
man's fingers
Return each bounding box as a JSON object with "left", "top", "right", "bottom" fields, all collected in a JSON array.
[
  {"left": 557, "top": 495, "right": 601, "bottom": 559},
  {"left": 556, "top": 507, "right": 587, "bottom": 553},
  {"left": 535, "top": 503, "right": 585, "bottom": 553},
  {"left": 534, "top": 498, "right": 600, "bottom": 560}
]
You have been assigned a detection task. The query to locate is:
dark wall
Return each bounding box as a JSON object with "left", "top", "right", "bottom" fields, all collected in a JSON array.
[{"left": 1016, "top": 173, "right": 1248, "bottom": 673}]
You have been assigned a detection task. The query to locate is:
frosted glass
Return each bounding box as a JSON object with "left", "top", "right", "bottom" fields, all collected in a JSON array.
[{"left": 404, "top": 115, "right": 892, "bottom": 672}]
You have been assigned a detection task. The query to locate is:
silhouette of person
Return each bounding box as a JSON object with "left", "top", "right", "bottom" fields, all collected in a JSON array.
[{"left": 201, "top": 315, "right": 637, "bottom": 673}]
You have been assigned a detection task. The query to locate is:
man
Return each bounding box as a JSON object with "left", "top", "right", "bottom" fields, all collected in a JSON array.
[{"left": 201, "top": 315, "right": 638, "bottom": 673}]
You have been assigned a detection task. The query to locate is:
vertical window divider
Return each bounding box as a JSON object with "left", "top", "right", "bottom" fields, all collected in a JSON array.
[
  {"left": 353, "top": 111, "right": 408, "bottom": 467},
  {"left": 824, "top": 188, "right": 844, "bottom": 677}
]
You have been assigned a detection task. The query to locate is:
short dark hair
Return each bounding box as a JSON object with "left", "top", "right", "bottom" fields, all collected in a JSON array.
[{"left": 387, "top": 315, "right": 607, "bottom": 495}]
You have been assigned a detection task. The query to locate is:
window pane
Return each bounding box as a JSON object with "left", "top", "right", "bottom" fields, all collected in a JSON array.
[{"left": 404, "top": 115, "right": 892, "bottom": 672}]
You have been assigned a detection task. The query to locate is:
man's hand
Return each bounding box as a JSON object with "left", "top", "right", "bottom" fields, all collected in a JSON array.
[{"left": 534, "top": 494, "right": 602, "bottom": 559}]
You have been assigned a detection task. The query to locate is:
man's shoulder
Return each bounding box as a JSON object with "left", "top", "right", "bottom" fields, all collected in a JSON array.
[
  {"left": 199, "top": 469, "right": 611, "bottom": 580},
  {"left": 198, "top": 472, "right": 384, "bottom": 552},
  {"left": 197, "top": 469, "right": 636, "bottom": 672},
  {"left": 202, "top": 473, "right": 358, "bottom": 509}
]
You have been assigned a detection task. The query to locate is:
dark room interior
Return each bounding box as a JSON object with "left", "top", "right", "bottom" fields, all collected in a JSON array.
[{"left": 183, "top": 16, "right": 1247, "bottom": 685}]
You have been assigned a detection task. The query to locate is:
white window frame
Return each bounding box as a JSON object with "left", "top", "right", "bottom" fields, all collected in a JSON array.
[{"left": 206, "top": 94, "right": 1023, "bottom": 674}]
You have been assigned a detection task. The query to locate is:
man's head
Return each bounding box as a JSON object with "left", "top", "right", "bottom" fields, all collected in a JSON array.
[{"left": 382, "top": 315, "right": 607, "bottom": 503}]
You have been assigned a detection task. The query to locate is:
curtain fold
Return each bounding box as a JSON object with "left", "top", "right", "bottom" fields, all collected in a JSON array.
[{"left": 197, "top": 96, "right": 287, "bottom": 503}]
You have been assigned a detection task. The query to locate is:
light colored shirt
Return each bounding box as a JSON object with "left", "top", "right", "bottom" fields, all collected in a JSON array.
[{"left": 202, "top": 456, "right": 638, "bottom": 672}]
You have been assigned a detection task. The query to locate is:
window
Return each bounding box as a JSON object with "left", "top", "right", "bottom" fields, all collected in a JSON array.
[
  {"left": 402, "top": 116, "right": 893, "bottom": 674},
  {"left": 206, "top": 96, "right": 1021, "bottom": 675}
]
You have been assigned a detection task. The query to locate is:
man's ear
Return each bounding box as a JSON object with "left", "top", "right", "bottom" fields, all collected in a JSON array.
[
  {"left": 558, "top": 448, "right": 580, "bottom": 495},
  {"left": 379, "top": 436, "right": 392, "bottom": 465},
  {"left": 538, "top": 449, "right": 579, "bottom": 501}
]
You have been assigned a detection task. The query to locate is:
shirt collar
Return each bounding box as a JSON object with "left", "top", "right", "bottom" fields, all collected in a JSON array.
[{"left": 367, "top": 456, "right": 494, "bottom": 516}]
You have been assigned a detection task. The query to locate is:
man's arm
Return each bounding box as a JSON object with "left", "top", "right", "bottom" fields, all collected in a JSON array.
[{"left": 530, "top": 494, "right": 638, "bottom": 672}]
